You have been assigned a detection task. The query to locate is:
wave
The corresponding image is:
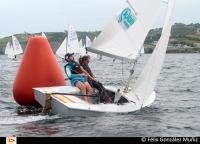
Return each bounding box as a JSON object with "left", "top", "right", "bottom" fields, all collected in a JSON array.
[{"left": 0, "top": 110, "right": 60, "bottom": 125}]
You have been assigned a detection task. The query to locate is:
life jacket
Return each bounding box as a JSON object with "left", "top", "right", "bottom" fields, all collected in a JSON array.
[{"left": 64, "top": 61, "right": 82, "bottom": 75}]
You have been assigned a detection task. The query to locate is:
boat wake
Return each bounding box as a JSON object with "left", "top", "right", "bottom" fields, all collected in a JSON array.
[{"left": 0, "top": 109, "right": 60, "bottom": 125}]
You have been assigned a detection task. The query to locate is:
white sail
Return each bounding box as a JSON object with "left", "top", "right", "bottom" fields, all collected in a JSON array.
[
  {"left": 86, "top": 36, "right": 97, "bottom": 58},
  {"left": 88, "top": 0, "right": 161, "bottom": 62},
  {"left": 141, "top": 46, "right": 145, "bottom": 54},
  {"left": 93, "top": 37, "right": 97, "bottom": 42},
  {"left": 126, "top": 0, "right": 175, "bottom": 106},
  {"left": 8, "top": 45, "right": 15, "bottom": 59},
  {"left": 67, "top": 25, "right": 80, "bottom": 54},
  {"left": 12, "top": 35, "right": 23, "bottom": 55},
  {"left": 42, "top": 32, "right": 47, "bottom": 38},
  {"left": 79, "top": 39, "right": 86, "bottom": 56},
  {"left": 56, "top": 37, "right": 67, "bottom": 59},
  {"left": 86, "top": 36, "right": 92, "bottom": 47},
  {"left": 5, "top": 42, "right": 11, "bottom": 55},
  {"left": 79, "top": 39, "right": 83, "bottom": 48}
]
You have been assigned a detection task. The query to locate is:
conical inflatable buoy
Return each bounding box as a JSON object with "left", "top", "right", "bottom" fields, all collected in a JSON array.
[{"left": 13, "top": 36, "right": 66, "bottom": 106}]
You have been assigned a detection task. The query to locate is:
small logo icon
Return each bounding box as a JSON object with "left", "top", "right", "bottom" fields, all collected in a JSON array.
[
  {"left": 6, "top": 136, "right": 17, "bottom": 144},
  {"left": 118, "top": 7, "right": 136, "bottom": 29}
]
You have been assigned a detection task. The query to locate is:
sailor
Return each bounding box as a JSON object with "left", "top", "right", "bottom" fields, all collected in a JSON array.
[
  {"left": 79, "top": 55, "right": 96, "bottom": 84},
  {"left": 64, "top": 53, "right": 94, "bottom": 102},
  {"left": 79, "top": 55, "right": 112, "bottom": 103}
]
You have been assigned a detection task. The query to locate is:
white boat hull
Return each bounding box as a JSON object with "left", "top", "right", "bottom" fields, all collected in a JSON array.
[{"left": 34, "top": 86, "right": 156, "bottom": 116}]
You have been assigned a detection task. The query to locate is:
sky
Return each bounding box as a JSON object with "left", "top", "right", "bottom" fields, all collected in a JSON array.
[{"left": 0, "top": 0, "right": 200, "bottom": 37}]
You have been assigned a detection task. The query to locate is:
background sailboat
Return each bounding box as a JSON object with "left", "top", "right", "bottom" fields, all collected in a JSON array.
[
  {"left": 67, "top": 25, "right": 81, "bottom": 55},
  {"left": 86, "top": 36, "right": 97, "bottom": 58},
  {"left": 56, "top": 37, "right": 67, "bottom": 59},
  {"left": 140, "top": 46, "right": 145, "bottom": 54},
  {"left": 12, "top": 35, "right": 23, "bottom": 56},
  {"left": 4, "top": 42, "right": 11, "bottom": 55},
  {"left": 42, "top": 32, "right": 47, "bottom": 38},
  {"left": 5, "top": 36, "right": 23, "bottom": 59},
  {"left": 79, "top": 39, "right": 86, "bottom": 56},
  {"left": 5, "top": 43, "right": 15, "bottom": 59}
]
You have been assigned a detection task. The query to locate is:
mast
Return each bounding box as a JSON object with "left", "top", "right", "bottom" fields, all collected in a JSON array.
[{"left": 123, "top": 45, "right": 145, "bottom": 93}]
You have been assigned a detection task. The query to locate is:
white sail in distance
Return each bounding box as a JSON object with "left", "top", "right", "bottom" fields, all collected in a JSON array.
[
  {"left": 67, "top": 25, "right": 80, "bottom": 54},
  {"left": 88, "top": 0, "right": 161, "bottom": 62},
  {"left": 140, "top": 46, "right": 145, "bottom": 54},
  {"left": 56, "top": 37, "right": 67, "bottom": 59},
  {"left": 79, "top": 39, "right": 83, "bottom": 48},
  {"left": 79, "top": 39, "right": 86, "bottom": 56},
  {"left": 5, "top": 42, "right": 11, "bottom": 55},
  {"left": 12, "top": 35, "right": 23, "bottom": 55},
  {"left": 86, "top": 36, "right": 97, "bottom": 58},
  {"left": 8, "top": 45, "right": 15, "bottom": 59},
  {"left": 42, "top": 32, "right": 47, "bottom": 38},
  {"left": 127, "top": 0, "right": 175, "bottom": 106}
]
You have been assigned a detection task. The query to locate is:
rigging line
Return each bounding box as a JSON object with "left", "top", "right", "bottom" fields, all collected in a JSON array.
[
  {"left": 121, "top": 60, "right": 126, "bottom": 86},
  {"left": 123, "top": 45, "right": 145, "bottom": 93}
]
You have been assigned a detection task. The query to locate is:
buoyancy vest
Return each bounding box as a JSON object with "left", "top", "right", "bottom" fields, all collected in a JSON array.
[{"left": 64, "top": 61, "right": 82, "bottom": 74}]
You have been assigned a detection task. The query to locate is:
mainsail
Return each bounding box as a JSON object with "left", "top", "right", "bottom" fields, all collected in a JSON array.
[
  {"left": 79, "top": 39, "right": 86, "bottom": 56},
  {"left": 88, "top": 0, "right": 162, "bottom": 62},
  {"left": 8, "top": 45, "right": 15, "bottom": 59},
  {"left": 5, "top": 42, "right": 11, "bottom": 55},
  {"left": 12, "top": 35, "right": 23, "bottom": 55},
  {"left": 127, "top": 0, "right": 175, "bottom": 106},
  {"left": 67, "top": 25, "right": 80, "bottom": 54},
  {"left": 56, "top": 37, "right": 67, "bottom": 59},
  {"left": 86, "top": 36, "right": 97, "bottom": 58}
]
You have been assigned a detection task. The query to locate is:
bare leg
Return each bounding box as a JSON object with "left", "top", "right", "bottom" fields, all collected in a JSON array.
[
  {"left": 75, "top": 81, "right": 88, "bottom": 102},
  {"left": 85, "top": 81, "right": 94, "bottom": 102}
]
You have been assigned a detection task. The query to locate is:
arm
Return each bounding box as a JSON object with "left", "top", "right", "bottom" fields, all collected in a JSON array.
[{"left": 80, "top": 66, "right": 96, "bottom": 81}]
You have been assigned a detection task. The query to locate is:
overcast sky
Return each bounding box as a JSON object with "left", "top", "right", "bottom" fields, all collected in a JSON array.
[{"left": 0, "top": 0, "right": 200, "bottom": 37}]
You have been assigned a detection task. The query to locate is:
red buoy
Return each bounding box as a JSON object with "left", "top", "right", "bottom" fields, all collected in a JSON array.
[{"left": 13, "top": 36, "right": 66, "bottom": 106}]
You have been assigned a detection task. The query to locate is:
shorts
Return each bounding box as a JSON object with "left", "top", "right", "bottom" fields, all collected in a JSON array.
[{"left": 70, "top": 76, "right": 87, "bottom": 86}]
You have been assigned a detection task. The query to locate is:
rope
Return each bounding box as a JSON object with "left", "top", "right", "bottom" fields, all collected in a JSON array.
[{"left": 121, "top": 60, "right": 126, "bottom": 86}]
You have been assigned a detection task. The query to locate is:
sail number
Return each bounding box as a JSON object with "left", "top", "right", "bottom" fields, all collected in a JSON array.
[{"left": 118, "top": 8, "right": 136, "bottom": 29}]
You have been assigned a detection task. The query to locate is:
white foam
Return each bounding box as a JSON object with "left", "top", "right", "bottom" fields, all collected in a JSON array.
[{"left": 0, "top": 110, "right": 60, "bottom": 125}]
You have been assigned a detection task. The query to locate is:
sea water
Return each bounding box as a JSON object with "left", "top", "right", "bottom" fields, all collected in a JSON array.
[{"left": 0, "top": 54, "right": 200, "bottom": 137}]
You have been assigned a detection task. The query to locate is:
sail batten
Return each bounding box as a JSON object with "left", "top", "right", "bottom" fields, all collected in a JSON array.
[{"left": 89, "top": 0, "right": 162, "bottom": 61}]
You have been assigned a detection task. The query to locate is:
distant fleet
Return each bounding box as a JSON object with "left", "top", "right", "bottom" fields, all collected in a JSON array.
[{"left": 4, "top": 25, "right": 99, "bottom": 61}]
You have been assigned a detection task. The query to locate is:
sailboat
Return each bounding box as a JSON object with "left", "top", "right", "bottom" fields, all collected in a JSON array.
[
  {"left": 56, "top": 37, "right": 68, "bottom": 59},
  {"left": 5, "top": 42, "right": 15, "bottom": 59},
  {"left": 141, "top": 46, "right": 145, "bottom": 54},
  {"left": 79, "top": 39, "right": 87, "bottom": 56},
  {"left": 67, "top": 24, "right": 83, "bottom": 57},
  {"left": 42, "top": 32, "right": 47, "bottom": 38},
  {"left": 86, "top": 36, "right": 97, "bottom": 58},
  {"left": 34, "top": 0, "right": 175, "bottom": 116},
  {"left": 5, "top": 42, "right": 11, "bottom": 55},
  {"left": 5, "top": 35, "right": 23, "bottom": 60},
  {"left": 56, "top": 25, "right": 85, "bottom": 59}
]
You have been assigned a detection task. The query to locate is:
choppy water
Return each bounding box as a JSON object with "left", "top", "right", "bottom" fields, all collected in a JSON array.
[{"left": 0, "top": 54, "right": 200, "bottom": 137}]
